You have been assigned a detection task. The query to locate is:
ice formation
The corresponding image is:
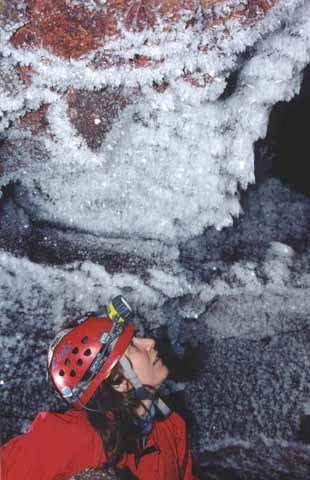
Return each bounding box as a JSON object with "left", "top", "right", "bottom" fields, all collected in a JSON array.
[{"left": 1, "top": 0, "right": 310, "bottom": 243}]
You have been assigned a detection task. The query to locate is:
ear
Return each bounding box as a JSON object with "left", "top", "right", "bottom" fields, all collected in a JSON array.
[{"left": 112, "top": 378, "right": 131, "bottom": 393}]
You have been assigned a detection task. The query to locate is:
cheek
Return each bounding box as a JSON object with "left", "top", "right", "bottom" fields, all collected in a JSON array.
[
  {"left": 151, "top": 361, "right": 169, "bottom": 386},
  {"left": 135, "top": 359, "right": 156, "bottom": 381},
  {"left": 131, "top": 353, "right": 151, "bottom": 377},
  {"left": 129, "top": 353, "right": 168, "bottom": 387},
  {"left": 158, "top": 363, "right": 169, "bottom": 381}
]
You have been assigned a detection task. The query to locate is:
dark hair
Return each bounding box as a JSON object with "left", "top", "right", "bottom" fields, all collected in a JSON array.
[{"left": 86, "top": 362, "right": 149, "bottom": 465}]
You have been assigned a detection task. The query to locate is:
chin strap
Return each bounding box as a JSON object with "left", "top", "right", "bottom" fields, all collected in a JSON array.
[{"left": 119, "top": 356, "right": 171, "bottom": 417}]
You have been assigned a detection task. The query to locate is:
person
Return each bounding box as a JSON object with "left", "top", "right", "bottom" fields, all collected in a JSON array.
[{"left": 0, "top": 296, "right": 198, "bottom": 479}]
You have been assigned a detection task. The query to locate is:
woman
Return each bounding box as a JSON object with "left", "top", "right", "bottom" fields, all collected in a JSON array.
[{"left": 1, "top": 296, "right": 197, "bottom": 479}]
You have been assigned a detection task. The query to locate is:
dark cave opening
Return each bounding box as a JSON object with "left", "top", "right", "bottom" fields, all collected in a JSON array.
[{"left": 255, "top": 64, "right": 310, "bottom": 196}]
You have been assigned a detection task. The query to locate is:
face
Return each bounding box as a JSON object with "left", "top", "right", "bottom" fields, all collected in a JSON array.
[{"left": 124, "top": 336, "right": 168, "bottom": 390}]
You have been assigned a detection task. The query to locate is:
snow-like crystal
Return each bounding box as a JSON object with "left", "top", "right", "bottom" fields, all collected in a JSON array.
[{"left": 1, "top": 1, "right": 310, "bottom": 243}]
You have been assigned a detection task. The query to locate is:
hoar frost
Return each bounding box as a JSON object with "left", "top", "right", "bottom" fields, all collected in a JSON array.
[{"left": 1, "top": 1, "right": 310, "bottom": 243}]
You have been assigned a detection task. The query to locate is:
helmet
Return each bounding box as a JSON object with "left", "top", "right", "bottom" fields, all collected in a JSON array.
[
  {"left": 48, "top": 296, "right": 134, "bottom": 408},
  {"left": 48, "top": 296, "right": 171, "bottom": 416}
]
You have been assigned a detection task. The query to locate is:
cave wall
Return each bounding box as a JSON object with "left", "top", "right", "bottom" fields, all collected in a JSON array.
[
  {"left": 2, "top": 0, "right": 309, "bottom": 243},
  {"left": 2, "top": 2, "right": 310, "bottom": 479}
]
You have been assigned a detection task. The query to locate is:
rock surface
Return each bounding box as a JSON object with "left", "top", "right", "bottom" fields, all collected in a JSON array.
[
  {"left": 11, "top": 1, "right": 277, "bottom": 59},
  {"left": 1, "top": 2, "right": 310, "bottom": 480},
  {"left": 72, "top": 467, "right": 118, "bottom": 479},
  {"left": 0, "top": 0, "right": 280, "bottom": 169},
  {"left": 2, "top": 0, "right": 308, "bottom": 246}
]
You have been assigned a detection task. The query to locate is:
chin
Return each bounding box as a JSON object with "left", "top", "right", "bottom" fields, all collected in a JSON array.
[{"left": 159, "top": 364, "right": 169, "bottom": 385}]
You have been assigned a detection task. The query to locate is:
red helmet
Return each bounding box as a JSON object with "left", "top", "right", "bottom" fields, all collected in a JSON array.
[{"left": 48, "top": 298, "right": 135, "bottom": 408}]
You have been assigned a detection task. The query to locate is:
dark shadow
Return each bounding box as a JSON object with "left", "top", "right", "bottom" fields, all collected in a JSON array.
[
  {"left": 153, "top": 325, "right": 205, "bottom": 451},
  {"left": 219, "top": 69, "right": 240, "bottom": 100},
  {"left": 255, "top": 64, "right": 310, "bottom": 195},
  {"left": 297, "top": 415, "right": 310, "bottom": 445},
  {"left": 197, "top": 465, "right": 243, "bottom": 480},
  {"left": 154, "top": 326, "right": 206, "bottom": 382}
]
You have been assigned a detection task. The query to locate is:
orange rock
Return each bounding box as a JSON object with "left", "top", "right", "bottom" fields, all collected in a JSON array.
[
  {"left": 247, "top": 0, "right": 278, "bottom": 17},
  {"left": 18, "top": 104, "right": 50, "bottom": 134},
  {"left": 17, "top": 64, "right": 35, "bottom": 87},
  {"left": 12, "top": 0, "right": 119, "bottom": 59},
  {"left": 124, "top": 0, "right": 196, "bottom": 32},
  {"left": 10, "top": 0, "right": 279, "bottom": 62},
  {"left": 199, "top": 0, "right": 278, "bottom": 54},
  {"left": 159, "top": 0, "right": 197, "bottom": 23},
  {"left": 183, "top": 72, "right": 212, "bottom": 88},
  {"left": 199, "top": 0, "right": 224, "bottom": 7},
  {"left": 200, "top": 0, "right": 277, "bottom": 25},
  {"left": 66, "top": 88, "right": 133, "bottom": 150},
  {"left": 124, "top": 1, "right": 159, "bottom": 31}
]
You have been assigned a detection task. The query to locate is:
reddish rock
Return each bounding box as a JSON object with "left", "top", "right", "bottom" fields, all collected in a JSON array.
[
  {"left": 17, "top": 64, "right": 35, "bottom": 87},
  {"left": 2, "top": 0, "right": 281, "bottom": 183},
  {"left": 11, "top": 0, "right": 197, "bottom": 59},
  {"left": 198, "top": 0, "right": 278, "bottom": 54},
  {"left": 247, "top": 0, "right": 278, "bottom": 18},
  {"left": 11, "top": 0, "right": 279, "bottom": 63},
  {"left": 200, "top": 0, "right": 278, "bottom": 28},
  {"left": 124, "top": 0, "right": 196, "bottom": 31},
  {"left": 159, "top": 0, "right": 197, "bottom": 26},
  {"left": 183, "top": 72, "right": 213, "bottom": 88},
  {"left": 124, "top": 1, "right": 159, "bottom": 31},
  {"left": 12, "top": 0, "right": 119, "bottom": 59},
  {"left": 18, "top": 104, "right": 50, "bottom": 134},
  {"left": 67, "top": 88, "right": 133, "bottom": 150}
]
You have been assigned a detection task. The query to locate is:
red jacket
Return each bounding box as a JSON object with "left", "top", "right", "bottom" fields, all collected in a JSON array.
[{"left": 0, "top": 409, "right": 197, "bottom": 480}]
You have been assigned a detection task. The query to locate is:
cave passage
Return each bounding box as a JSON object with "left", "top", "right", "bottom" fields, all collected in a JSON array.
[{"left": 255, "top": 64, "right": 310, "bottom": 196}]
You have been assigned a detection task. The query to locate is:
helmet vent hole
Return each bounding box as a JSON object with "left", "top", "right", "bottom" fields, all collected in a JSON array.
[
  {"left": 59, "top": 370, "right": 65, "bottom": 376},
  {"left": 84, "top": 348, "right": 92, "bottom": 356},
  {"left": 72, "top": 347, "right": 79, "bottom": 354},
  {"left": 70, "top": 370, "right": 76, "bottom": 377},
  {"left": 64, "top": 358, "right": 71, "bottom": 366},
  {"left": 81, "top": 336, "right": 88, "bottom": 344},
  {"left": 77, "top": 359, "right": 83, "bottom": 366}
]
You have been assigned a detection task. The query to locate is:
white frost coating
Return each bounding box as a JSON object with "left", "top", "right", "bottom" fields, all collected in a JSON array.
[
  {"left": 147, "top": 267, "right": 201, "bottom": 299},
  {"left": 262, "top": 242, "right": 295, "bottom": 287},
  {"left": 0, "top": 251, "right": 163, "bottom": 331},
  {"left": 1, "top": 0, "right": 305, "bottom": 91},
  {"left": 1, "top": 241, "right": 310, "bottom": 339},
  {"left": 44, "top": 98, "right": 101, "bottom": 167},
  {"left": 65, "top": 0, "right": 107, "bottom": 10},
  {"left": 202, "top": 288, "right": 310, "bottom": 340},
  {"left": 2, "top": 1, "right": 310, "bottom": 241}
]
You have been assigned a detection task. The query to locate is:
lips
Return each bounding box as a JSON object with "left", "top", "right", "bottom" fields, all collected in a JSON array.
[
  {"left": 153, "top": 354, "right": 159, "bottom": 365},
  {"left": 153, "top": 354, "right": 162, "bottom": 365}
]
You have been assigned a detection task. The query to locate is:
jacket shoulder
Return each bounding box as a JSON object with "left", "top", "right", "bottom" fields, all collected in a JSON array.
[
  {"left": 1, "top": 409, "right": 106, "bottom": 480},
  {"left": 162, "top": 411, "right": 187, "bottom": 431}
]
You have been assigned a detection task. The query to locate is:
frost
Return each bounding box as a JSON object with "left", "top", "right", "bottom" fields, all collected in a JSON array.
[
  {"left": 65, "top": 0, "right": 108, "bottom": 11},
  {"left": 1, "top": 1, "right": 310, "bottom": 241}
]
